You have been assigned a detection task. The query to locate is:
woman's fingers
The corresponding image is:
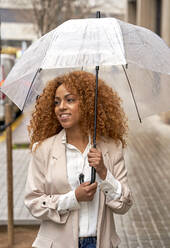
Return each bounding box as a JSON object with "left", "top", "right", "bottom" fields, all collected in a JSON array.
[
  {"left": 86, "top": 182, "right": 97, "bottom": 191},
  {"left": 75, "top": 182, "right": 97, "bottom": 202},
  {"left": 88, "top": 158, "right": 100, "bottom": 169},
  {"left": 88, "top": 152, "right": 101, "bottom": 158},
  {"left": 82, "top": 181, "right": 90, "bottom": 186},
  {"left": 86, "top": 186, "right": 97, "bottom": 199},
  {"left": 89, "top": 148, "right": 97, "bottom": 152},
  {"left": 88, "top": 158, "right": 100, "bottom": 164}
]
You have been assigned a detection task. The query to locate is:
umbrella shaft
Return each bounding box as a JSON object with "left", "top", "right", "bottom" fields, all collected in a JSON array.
[
  {"left": 91, "top": 11, "right": 100, "bottom": 184},
  {"left": 91, "top": 66, "right": 99, "bottom": 184},
  {"left": 93, "top": 66, "right": 99, "bottom": 148}
]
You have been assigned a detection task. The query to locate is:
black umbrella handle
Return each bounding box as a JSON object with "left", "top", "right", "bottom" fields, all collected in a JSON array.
[
  {"left": 91, "top": 141, "right": 97, "bottom": 184},
  {"left": 91, "top": 166, "right": 96, "bottom": 184}
]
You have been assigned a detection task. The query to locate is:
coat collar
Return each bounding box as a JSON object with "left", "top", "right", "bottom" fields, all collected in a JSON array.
[{"left": 51, "top": 129, "right": 109, "bottom": 159}]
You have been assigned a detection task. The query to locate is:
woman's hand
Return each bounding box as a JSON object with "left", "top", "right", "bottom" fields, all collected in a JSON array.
[
  {"left": 75, "top": 182, "right": 98, "bottom": 202},
  {"left": 88, "top": 148, "right": 107, "bottom": 180}
]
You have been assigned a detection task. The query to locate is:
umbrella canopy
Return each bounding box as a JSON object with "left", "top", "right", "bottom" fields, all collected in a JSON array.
[{"left": 1, "top": 17, "right": 170, "bottom": 120}]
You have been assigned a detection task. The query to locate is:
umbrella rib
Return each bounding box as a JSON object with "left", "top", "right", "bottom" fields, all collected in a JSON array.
[
  {"left": 22, "top": 68, "right": 42, "bottom": 110},
  {"left": 122, "top": 65, "right": 142, "bottom": 123}
]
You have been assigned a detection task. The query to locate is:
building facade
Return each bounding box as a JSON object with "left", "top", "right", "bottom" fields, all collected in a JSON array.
[
  {"left": 126, "top": 0, "right": 170, "bottom": 45},
  {"left": 0, "top": 0, "right": 37, "bottom": 48}
]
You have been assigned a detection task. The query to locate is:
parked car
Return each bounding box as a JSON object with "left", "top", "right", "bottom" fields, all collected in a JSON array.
[{"left": 0, "top": 54, "right": 21, "bottom": 126}]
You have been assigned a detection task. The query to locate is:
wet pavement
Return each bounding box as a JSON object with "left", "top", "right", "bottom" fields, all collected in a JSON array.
[
  {"left": 0, "top": 113, "right": 170, "bottom": 247},
  {"left": 115, "top": 116, "right": 170, "bottom": 248}
]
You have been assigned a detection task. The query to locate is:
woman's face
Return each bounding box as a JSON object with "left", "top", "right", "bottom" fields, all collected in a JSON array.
[{"left": 54, "top": 84, "right": 81, "bottom": 130}]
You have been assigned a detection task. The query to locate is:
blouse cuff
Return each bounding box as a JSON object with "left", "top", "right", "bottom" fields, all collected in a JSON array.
[
  {"left": 57, "top": 190, "right": 80, "bottom": 214},
  {"left": 99, "top": 169, "right": 122, "bottom": 201}
]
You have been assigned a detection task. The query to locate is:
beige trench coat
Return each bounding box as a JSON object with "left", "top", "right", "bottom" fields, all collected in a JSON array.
[{"left": 24, "top": 129, "right": 133, "bottom": 248}]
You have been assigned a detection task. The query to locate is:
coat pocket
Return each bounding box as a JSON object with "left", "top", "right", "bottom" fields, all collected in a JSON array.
[{"left": 32, "top": 236, "right": 53, "bottom": 248}]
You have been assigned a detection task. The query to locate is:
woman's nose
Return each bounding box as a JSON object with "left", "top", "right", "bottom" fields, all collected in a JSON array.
[{"left": 59, "top": 100, "right": 66, "bottom": 109}]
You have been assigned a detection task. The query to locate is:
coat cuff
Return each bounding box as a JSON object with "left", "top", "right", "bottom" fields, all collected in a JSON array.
[
  {"left": 98, "top": 170, "right": 122, "bottom": 201},
  {"left": 57, "top": 190, "right": 80, "bottom": 214}
]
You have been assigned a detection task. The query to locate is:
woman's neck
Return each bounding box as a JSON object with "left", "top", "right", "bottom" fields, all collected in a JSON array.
[{"left": 65, "top": 128, "right": 89, "bottom": 153}]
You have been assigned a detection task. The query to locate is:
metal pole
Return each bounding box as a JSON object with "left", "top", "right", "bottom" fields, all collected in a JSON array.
[
  {"left": 5, "top": 103, "right": 14, "bottom": 247},
  {"left": 0, "top": 15, "right": 1, "bottom": 66}
]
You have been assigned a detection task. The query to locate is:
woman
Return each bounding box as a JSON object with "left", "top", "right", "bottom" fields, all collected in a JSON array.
[{"left": 25, "top": 70, "right": 133, "bottom": 248}]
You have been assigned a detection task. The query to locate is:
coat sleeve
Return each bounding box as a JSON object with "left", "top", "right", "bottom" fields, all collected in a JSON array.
[
  {"left": 105, "top": 141, "right": 133, "bottom": 215},
  {"left": 24, "top": 144, "right": 70, "bottom": 224}
]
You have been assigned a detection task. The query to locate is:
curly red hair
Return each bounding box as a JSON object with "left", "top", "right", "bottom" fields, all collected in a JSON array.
[{"left": 28, "top": 71, "right": 128, "bottom": 149}]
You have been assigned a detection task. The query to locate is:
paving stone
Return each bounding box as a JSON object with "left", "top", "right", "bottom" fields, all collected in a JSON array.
[
  {"left": 127, "top": 242, "right": 140, "bottom": 248},
  {"left": 150, "top": 240, "right": 163, "bottom": 248},
  {"left": 139, "top": 241, "right": 152, "bottom": 248}
]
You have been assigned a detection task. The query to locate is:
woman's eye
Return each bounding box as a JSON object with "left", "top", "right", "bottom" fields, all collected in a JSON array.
[
  {"left": 54, "top": 100, "right": 60, "bottom": 105},
  {"left": 67, "top": 98, "right": 75, "bottom": 103}
]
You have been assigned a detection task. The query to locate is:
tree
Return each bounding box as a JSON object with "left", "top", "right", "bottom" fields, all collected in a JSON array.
[{"left": 31, "top": 0, "right": 99, "bottom": 36}]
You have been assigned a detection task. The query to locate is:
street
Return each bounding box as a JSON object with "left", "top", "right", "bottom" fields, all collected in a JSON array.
[{"left": 0, "top": 113, "right": 170, "bottom": 247}]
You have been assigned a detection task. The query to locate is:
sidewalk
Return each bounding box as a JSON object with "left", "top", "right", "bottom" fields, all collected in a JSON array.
[
  {"left": 115, "top": 116, "right": 170, "bottom": 248},
  {"left": 0, "top": 114, "right": 170, "bottom": 247}
]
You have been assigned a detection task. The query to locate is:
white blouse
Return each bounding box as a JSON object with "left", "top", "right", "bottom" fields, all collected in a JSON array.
[{"left": 57, "top": 130, "right": 122, "bottom": 237}]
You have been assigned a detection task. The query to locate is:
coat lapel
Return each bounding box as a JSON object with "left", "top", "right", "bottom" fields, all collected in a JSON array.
[
  {"left": 51, "top": 129, "right": 72, "bottom": 192},
  {"left": 51, "top": 129, "right": 79, "bottom": 247}
]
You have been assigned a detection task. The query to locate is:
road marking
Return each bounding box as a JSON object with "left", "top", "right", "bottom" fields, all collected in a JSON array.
[{"left": 0, "top": 115, "right": 23, "bottom": 143}]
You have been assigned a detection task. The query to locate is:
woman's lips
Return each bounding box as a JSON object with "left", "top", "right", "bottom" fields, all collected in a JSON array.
[{"left": 59, "top": 113, "right": 71, "bottom": 121}]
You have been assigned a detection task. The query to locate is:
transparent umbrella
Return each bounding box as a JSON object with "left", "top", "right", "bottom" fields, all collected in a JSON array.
[
  {"left": 1, "top": 18, "right": 170, "bottom": 119},
  {"left": 1, "top": 17, "right": 170, "bottom": 119},
  {"left": 1, "top": 16, "right": 170, "bottom": 182}
]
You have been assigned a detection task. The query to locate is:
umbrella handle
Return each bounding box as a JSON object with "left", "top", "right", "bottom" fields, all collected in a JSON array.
[{"left": 90, "top": 167, "right": 96, "bottom": 184}]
